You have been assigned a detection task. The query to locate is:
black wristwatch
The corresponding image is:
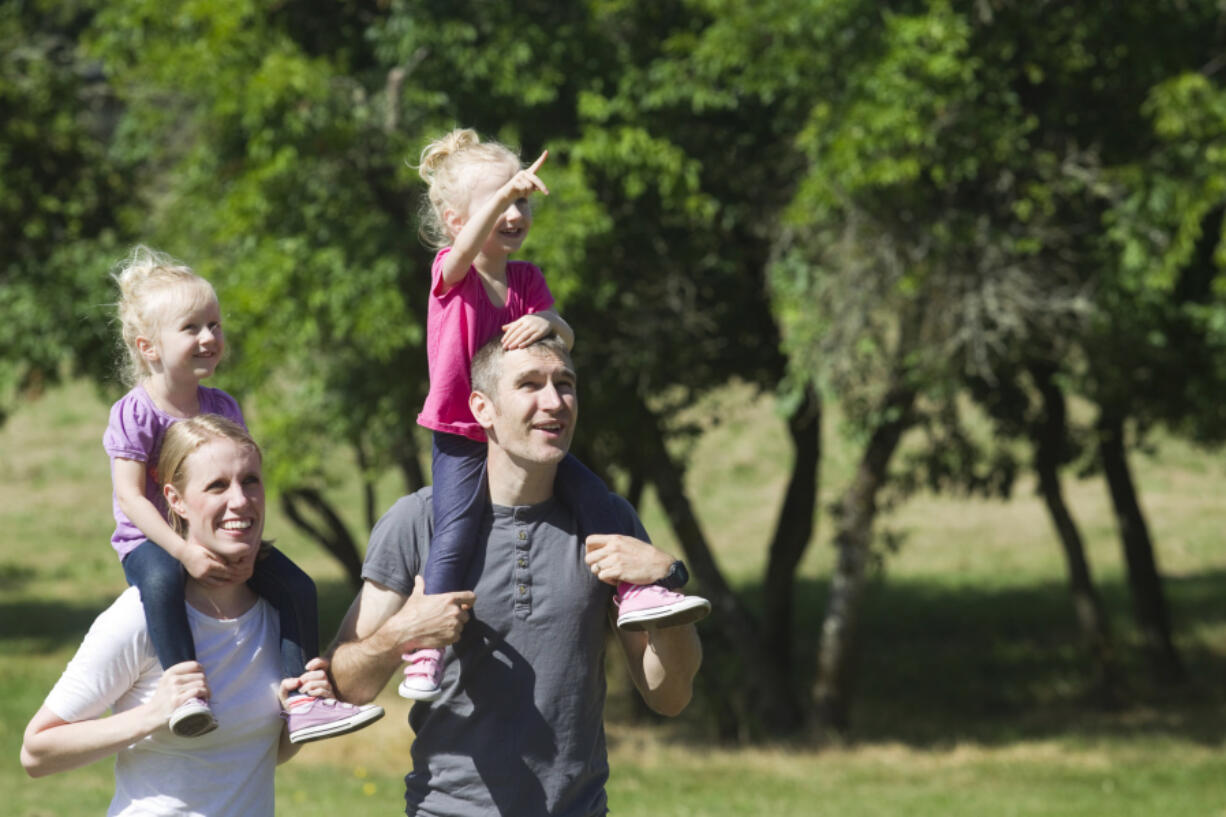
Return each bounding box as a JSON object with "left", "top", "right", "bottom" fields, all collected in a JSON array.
[{"left": 656, "top": 560, "right": 689, "bottom": 591}]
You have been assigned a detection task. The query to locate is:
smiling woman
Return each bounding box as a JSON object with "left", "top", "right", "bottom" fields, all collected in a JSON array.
[{"left": 19, "top": 415, "right": 380, "bottom": 817}]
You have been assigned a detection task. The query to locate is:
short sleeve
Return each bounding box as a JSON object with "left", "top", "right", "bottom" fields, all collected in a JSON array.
[
  {"left": 201, "top": 387, "right": 247, "bottom": 429},
  {"left": 103, "top": 393, "right": 158, "bottom": 463},
  {"left": 430, "top": 247, "right": 472, "bottom": 300},
  {"left": 44, "top": 589, "right": 152, "bottom": 723},
  {"left": 362, "top": 491, "right": 433, "bottom": 596},
  {"left": 516, "top": 262, "right": 555, "bottom": 315}
]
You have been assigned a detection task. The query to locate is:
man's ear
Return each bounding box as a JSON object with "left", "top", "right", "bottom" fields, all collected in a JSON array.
[
  {"left": 136, "top": 335, "right": 159, "bottom": 363},
  {"left": 469, "top": 389, "right": 496, "bottom": 431}
]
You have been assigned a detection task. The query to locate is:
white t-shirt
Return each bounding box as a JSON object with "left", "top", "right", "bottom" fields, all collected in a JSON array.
[{"left": 44, "top": 587, "right": 284, "bottom": 817}]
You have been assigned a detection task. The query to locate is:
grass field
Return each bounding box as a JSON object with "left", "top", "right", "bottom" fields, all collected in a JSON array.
[{"left": 4, "top": 380, "right": 1226, "bottom": 816}]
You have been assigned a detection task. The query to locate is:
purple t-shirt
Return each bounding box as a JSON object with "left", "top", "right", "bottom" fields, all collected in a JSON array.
[
  {"left": 103, "top": 384, "right": 246, "bottom": 559},
  {"left": 416, "top": 247, "right": 554, "bottom": 442}
]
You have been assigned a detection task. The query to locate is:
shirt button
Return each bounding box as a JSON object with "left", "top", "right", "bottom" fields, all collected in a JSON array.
[
  {"left": 517, "top": 558, "right": 527, "bottom": 568},
  {"left": 518, "top": 530, "right": 527, "bottom": 541},
  {"left": 518, "top": 585, "right": 527, "bottom": 595}
]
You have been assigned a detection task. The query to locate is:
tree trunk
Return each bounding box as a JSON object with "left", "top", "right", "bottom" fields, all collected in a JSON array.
[
  {"left": 812, "top": 381, "right": 915, "bottom": 735},
  {"left": 1096, "top": 409, "right": 1186, "bottom": 683},
  {"left": 635, "top": 394, "right": 803, "bottom": 736},
  {"left": 762, "top": 382, "right": 822, "bottom": 682},
  {"left": 354, "top": 438, "right": 379, "bottom": 534},
  {"left": 394, "top": 431, "right": 426, "bottom": 495},
  {"left": 1029, "top": 365, "right": 1120, "bottom": 704},
  {"left": 281, "top": 486, "right": 363, "bottom": 589}
]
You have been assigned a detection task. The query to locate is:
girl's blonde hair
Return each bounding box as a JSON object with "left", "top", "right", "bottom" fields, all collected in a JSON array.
[
  {"left": 416, "top": 128, "right": 522, "bottom": 250},
  {"left": 158, "top": 414, "right": 263, "bottom": 545},
  {"left": 112, "top": 245, "right": 218, "bottom": 386}
]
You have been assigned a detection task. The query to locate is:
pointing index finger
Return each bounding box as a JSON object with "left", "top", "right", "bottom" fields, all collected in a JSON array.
[{"left": 527, "top": 150, "right": 548, "bottom": 176}]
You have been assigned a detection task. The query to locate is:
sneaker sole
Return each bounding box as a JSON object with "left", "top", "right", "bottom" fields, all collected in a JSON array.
[
  {"left": 398, "top": 680, "right": 443, "bottom": 702},
  {"left": 289, "top": 706, "right": 386, "bottom": 744},
  {"left": 617, "top": 597, "right": 711, "bottom": 632},
  {"left": 170, "top": 710, "right": 218, "bottom": 738}
]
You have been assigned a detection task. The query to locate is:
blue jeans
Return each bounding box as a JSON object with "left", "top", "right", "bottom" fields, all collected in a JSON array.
[
  {"left": 122, "top": 540, "right": 317, "bottom": 679},
  {"left": 425, "top": 431, "right": 621, "bottom": 594}
]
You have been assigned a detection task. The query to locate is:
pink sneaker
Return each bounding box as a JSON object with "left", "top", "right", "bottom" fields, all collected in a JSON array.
[
  {"left": 615, "top": 582, "right": 711, "bottom": 631},
  {"left": 399, "top": 648, "right": 444, "bottom": 701},
  {"left": 284, "top": 695, "right": 384, "bottom": 744}
]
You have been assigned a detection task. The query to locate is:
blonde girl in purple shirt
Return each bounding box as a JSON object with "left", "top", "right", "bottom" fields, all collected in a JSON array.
[
  {"left": 403, "top": 130, "right": 710, "bottom": 699},
  {"left": 104, "top": 246, "right": 383, "bottom": 742}
]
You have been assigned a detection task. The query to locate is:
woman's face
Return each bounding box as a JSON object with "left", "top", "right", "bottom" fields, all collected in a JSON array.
[{"left": 167, "top": 437, "right": 265, "bottom": 568}]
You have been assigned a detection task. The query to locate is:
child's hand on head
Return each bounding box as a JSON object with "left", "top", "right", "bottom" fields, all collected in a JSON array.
[
  {"left": 501, "top": 314, "right": 553, "bottom": 349},
  {"left": 499, "top": 151, "right": 550, "bottom": 202}
]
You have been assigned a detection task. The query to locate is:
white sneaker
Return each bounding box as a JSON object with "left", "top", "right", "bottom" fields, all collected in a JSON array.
[{"left": 169, "top": 697, "right": 218, "bottom": 738}]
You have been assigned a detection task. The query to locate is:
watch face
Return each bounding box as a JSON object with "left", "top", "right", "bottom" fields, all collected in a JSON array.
[{"left": 664, "top": 560, "right": 688, "bottom": 589}]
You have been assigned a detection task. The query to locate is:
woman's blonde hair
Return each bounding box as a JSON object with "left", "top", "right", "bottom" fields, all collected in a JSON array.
[
  {"left": 157, "top": 414, "right": 262, "bottom": 540},
  {"left": 416, "top": 128, "right": 522, "bottom": 250},
  {"left": 112, "top": 245, "right": 218, "bottom": 386}
]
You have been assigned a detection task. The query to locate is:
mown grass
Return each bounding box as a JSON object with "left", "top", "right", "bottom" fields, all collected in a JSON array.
[{"left": 4, "top": 380, "right": 1226, "bottom": 816}]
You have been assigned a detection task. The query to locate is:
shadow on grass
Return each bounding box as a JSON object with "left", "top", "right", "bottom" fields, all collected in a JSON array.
[
  {"left": 656, "top": 568, "right": 1226, "bottom": 748},
  {"left": 10, "top": 566, "right": 1225, "bottom": 750}
]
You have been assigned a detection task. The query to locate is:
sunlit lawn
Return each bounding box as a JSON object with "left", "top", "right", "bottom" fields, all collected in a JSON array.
[{"left": 4, "top": 380, "right": 1226, "bottom": 816}]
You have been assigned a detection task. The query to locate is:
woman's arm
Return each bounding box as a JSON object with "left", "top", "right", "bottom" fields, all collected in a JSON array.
[{"left": 21, "top": 661, "right": 210, "bottom": 777}]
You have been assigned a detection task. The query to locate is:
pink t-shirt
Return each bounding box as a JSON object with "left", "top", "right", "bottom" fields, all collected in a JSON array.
[
  {"left": 103, "top": 384, "right": 247, "bottom": 558},
  {"left": 417, "top": 247, "right": 554, "bottom": 442}
]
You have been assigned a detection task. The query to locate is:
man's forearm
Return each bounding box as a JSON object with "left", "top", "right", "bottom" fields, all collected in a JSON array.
[
  {"left": 328, "top": 628, "right": 403, "bottom": 705},
  {"left": 636, "top": 624, "right": 703, "bottom": 717}
]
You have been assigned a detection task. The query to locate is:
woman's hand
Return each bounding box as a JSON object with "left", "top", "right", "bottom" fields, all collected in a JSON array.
[{"left": 148, "top": 661, "right": 211, "bottom": 724}]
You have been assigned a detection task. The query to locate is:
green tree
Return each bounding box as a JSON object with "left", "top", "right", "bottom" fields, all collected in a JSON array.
[{"left": 0, "top": 0, "right": 134, "bottom": 419}]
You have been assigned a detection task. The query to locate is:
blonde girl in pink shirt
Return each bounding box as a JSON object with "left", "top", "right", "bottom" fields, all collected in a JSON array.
[{"left": 402, "top": 129, "right": 710, "bottom": 700}]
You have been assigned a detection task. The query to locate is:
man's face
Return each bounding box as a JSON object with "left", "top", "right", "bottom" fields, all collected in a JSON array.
[{"left": 473, "top": 345, "right": 577, "bottom": 467}]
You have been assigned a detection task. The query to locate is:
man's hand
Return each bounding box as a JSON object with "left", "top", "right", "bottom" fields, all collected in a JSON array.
[
  {"left": 584, "top": 534, "right": 674, "bottom": 586},
  {"left": 327, "top": 577, "right": 476, "bottom": 705},
  {"left": 391, "top": 576, "right": 475, "bottom": 653}
]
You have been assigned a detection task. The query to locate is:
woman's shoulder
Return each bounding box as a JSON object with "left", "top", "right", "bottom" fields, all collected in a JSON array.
[
  {"left": 95, "top": 587, "right": 151, "bottom": 639},
  {"left": 72, "top": 587, "right": 154, "bottom": 667}
]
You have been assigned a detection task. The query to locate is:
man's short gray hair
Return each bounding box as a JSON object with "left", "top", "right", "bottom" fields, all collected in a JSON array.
[{"left": 470, "top": 332, "right": 573, "bottom": 399}]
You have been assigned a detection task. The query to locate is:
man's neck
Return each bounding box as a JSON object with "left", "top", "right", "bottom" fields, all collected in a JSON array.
[{"left": 485, "top": 448, "right": 558, "bottom": 507}]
